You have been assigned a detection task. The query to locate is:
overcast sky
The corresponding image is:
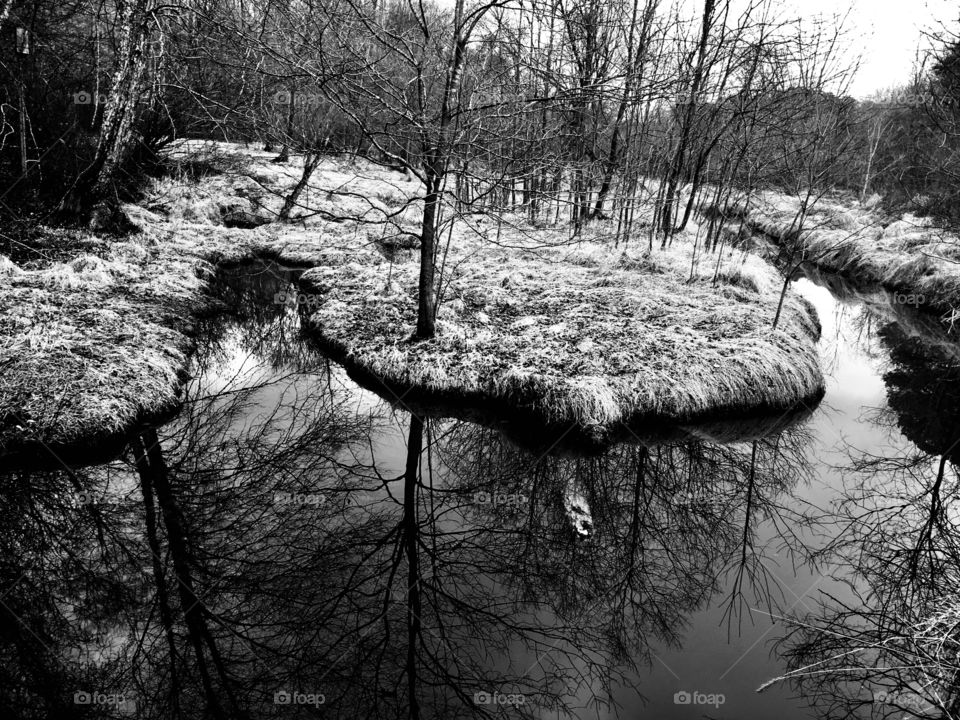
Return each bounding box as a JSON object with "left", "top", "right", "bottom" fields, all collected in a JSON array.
[
  {"left": 784, "top": 0, "right": 957, "bottom": 97},
  {"left": 459, "top": 0, "right": 960, "bottom": 98}
]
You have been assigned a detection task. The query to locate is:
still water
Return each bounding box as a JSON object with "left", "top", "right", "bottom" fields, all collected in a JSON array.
[{"left": 1, "top": 261, "right": 957, "bottom": 719}]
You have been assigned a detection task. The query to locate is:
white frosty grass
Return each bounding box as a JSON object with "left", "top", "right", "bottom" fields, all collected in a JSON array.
[
  {"left": 1, "top": 141, "right": 824, "bottom": 447},
  {"left": 0, "top": 255, "right": 21, "bottom": 276},
  {"left": 910, "top": 599, "right": 960, "bottom": 677},
  {"left": 731, "top": 189, "right": 960, "bottom": 322},
  {"left": 300, "top": 233, "right": 823, "bottom": 429},
  {"left": 0, "top": 241, "right": 202, "bottom": 446},
  {"left": 0, "top": 144, "right": 407, "bottom": 448},
  {"left": 152, "top": 139, "right": 415, "bottom": 226}
]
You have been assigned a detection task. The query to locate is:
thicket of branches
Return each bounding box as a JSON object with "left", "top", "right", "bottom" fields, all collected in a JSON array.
[
  {"left": 3, "top": 0, "right": 960, "bottom": 331},
  {"left": 0, "top": 0, "right": 855, "bottom": 210},
  {"left": 3, "top": 0, "right": 960, "bottom": 213}
]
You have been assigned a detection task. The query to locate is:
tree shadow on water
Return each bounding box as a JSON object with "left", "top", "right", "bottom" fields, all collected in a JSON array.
[{"left": 0, "top": 260, "right": 821, "bottom": 719}]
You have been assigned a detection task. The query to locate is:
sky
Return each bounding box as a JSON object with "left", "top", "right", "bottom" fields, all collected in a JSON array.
[
  {"left": 785, "top": 0, "right": 958, "bottom": 97},
  {"left": 448, "top": 0, "right": 960, "bottom": 99}
]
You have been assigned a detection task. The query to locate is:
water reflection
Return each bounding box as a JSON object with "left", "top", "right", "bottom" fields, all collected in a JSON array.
[
  {"left": 0, "top": 261, "right": 824, "bottom": 719},
  {"left": 773, "top": 280, "right": 960, "bottom": 719},
  {"left": 3, "top": 386, "right": 816, "bottom": 717}
]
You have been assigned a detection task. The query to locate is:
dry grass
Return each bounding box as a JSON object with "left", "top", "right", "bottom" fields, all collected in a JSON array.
[
  {"left": 300, "top": 233, "right": 823, "bottom": 438},
  {"left": 0, "top": 144, "right": 409, "bottom": 456},
  {"left": 1, "top": 142, "right": 825, "bottom": 454},
  {"left": 731, "top": 190, "right": 960, "bottom": 323},
  {"left": 0, "top": 243, "right": 204, "bottom": 454}
]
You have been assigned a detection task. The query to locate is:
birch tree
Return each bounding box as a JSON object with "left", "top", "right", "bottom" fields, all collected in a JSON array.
[{"left": 61, "top": 0, "right": 155, "bottom": 216}]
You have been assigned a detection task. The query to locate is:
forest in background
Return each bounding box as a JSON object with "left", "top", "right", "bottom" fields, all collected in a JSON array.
[{"left": 1, "top": 0, "right": 958, "bottom": 222}]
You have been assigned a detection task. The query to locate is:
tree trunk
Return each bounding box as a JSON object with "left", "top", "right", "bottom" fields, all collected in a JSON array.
[
  {"left": 61, "top": 0, "right": 151, "bottom": 215},
  {"left": 273, "top": 86, "right": 295, "bottom": 163},
  {"left": 416, "top": 175, "right": 440, "bottom": 339},
  {"left": 658, "top": 0, "right": 716, "bottom": 241},
  {"left": 132, "top": 435, "right": 181, "bottom": 717},
  {"left": 132, "top": 429, "right": 231, "bottom": 720},
  {"left": 593, "top": 0, "right": 648, "bottom": 219},
  {"left": 279, "top": 151, "right": 320, "bottom": 220},
  {"left": 402, "top": 414, "right": 424, "bottom": 719}
]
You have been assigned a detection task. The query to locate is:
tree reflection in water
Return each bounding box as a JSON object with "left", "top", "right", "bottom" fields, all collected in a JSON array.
[
  {"left": 0, "top": 261, "right": 819, "bottom": 719},
  {"left": 773, "top": 322, "right": 960, "bottom": 719}
]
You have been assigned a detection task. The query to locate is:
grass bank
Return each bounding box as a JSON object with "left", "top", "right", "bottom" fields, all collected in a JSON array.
[
  {"left": 727, "top": 191, "right": 960, "bottom": 327},
  {"left": 0, "top": 142, "right": 825, "bottom": 459},
  {"left": 298, "top": 220, "right": 824, "bottom": 443},
  {"left": 0, "top": 143, "right": 396, "bottom": 460}
]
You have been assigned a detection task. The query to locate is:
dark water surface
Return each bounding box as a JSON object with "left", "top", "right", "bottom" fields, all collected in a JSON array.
[{"left": 2, "top": 261, "right": 958, "bottom": 719}]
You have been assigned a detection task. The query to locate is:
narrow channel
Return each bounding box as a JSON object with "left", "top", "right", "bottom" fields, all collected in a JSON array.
[{"left": 1, "top": 260, "right": 955, "bottom": 719}]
